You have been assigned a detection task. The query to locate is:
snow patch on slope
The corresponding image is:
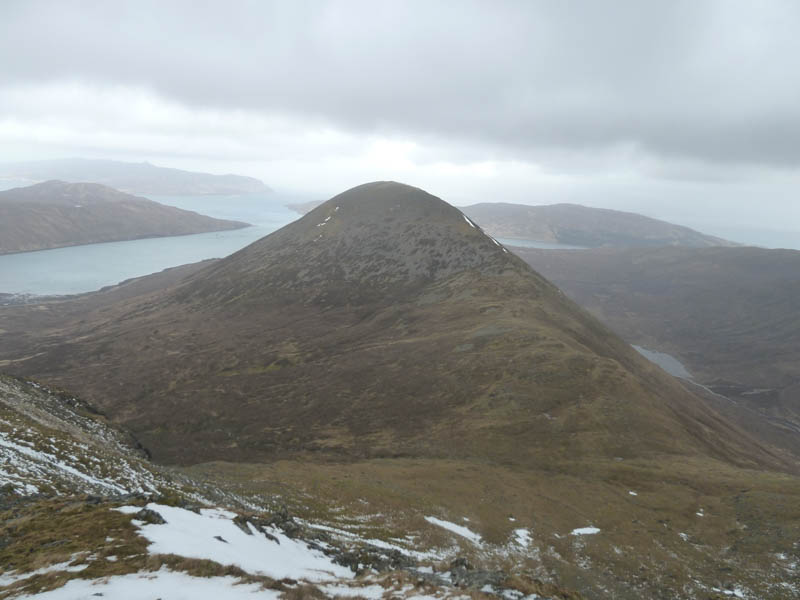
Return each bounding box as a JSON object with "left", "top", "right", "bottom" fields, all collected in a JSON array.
[
  {"left": 512, "top": 528, "right": 532, "bottom": 548},
  {"left": 301, "top": 520, "right": 450, "bottom": 561},
  {"left": 0, "top": 377, "right": 164, "bottom": 496},
  {"left": 570, "top": 526, "right": 600, "bottom": 536},
  {"left": 424, "top": 516, "right": 483, "bottom": 545},
  {"left": 320, "top": 583, "right": 386, "bottom": 598},
  {"left": 122, "top": 503, "right": 353, "bottom": 582},
  {"left": 0, "top": 433, "right": 128, "bottom": 494}
]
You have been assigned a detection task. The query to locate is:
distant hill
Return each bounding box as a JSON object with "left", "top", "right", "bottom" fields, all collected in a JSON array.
[
  {"left": 461, "top": 202, "right": 738, "bottom": 248},
  {"left": 289, "top": 199, "right": 739, "bottom": 248},
  {"left": 515, "top": 245, "right": 800, "bottom": 453},
  {"left": 0, "top": 158, "right": 270, "bottom": 195},
  {"left": 286, "top": 199, "right": 324, "bottom": 214},
  {"left": 0, "top": 180, "right": 249, "bottom": 254}
]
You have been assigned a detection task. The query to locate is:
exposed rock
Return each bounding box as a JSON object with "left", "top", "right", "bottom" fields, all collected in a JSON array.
[
  {"left": 448, "top": 557, "right": 505, "bottom": 589},
  {"left": 262, "top": 505, "right": 302, "bottom": 538},
  {"left": 135, "top": 507, "right": 166, "bottom": 524},
  {"left": 333, "top": 545, "right": 414, "bottom": 575}
]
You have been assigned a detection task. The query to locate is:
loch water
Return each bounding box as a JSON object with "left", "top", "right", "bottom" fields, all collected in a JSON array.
[{"left": 0, "top": 192, "right": 300, "bottom": 295}]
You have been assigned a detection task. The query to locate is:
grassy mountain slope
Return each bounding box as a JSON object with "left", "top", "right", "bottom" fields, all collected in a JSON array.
[
  {"left": 0, "top": 182, "right": 774, "bottom": 469},
  {"left": 462, "top": 202, "right": 738, "bottom": 248},
  {"left": 515, "top": 246, "right": 800, "bottom": 439},
  {"left": 0, "top": 180, "right": 248, "bottom": 254}
]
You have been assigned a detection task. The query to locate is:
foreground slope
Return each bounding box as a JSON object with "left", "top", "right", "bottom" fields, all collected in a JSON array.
[
  {"left": 0, "top": 180, "right": 248, "bottom": 254},
  {"left": 0, "top": 158, "right": 270, "bottom": 195},
  {"left": 6, "top": 375, "right": 527, "bottom": 600},
  {"left": 462, "top": 202, "right": 738, "bottom": 248},
  {"left": 0, "top": 374, "right": 166, "bottom": 496},
  {"left": 2, "top": 376, "right": 798, "bottom": 599}
]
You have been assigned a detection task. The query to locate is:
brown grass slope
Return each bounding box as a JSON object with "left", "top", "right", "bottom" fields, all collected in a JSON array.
[
  {"left": 516, "top": 246, "right": 800, "bottom": 456},
  {"left": 462, "top": 202, "right": 738, "bottom": 248},
  {"left": 0, "top": 182, "right": 783, "bottom": 473},
  {"left": 0, "top": 180, "right": 248, "bottom": 254}
]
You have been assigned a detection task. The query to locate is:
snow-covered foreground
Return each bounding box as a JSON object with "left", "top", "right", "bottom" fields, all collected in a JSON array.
[
  {"left": 3, "top": 499, "right": 557, "bottom": 599},
  {"left": 117, "top": 503, "right": 352, "bottom": 582},
  {"left": 22, "top": 568, "right": 505, "bottom": 600},
  {"left": 17, "top": 568, "right": 283, "bottom": 600},
  {"left": 0, "top": 559, "right": 88, "bottom": 588}
]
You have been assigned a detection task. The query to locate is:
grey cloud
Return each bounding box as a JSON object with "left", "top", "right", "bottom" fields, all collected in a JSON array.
[{"left": 3, "top": 0, "right": 800, "bottom": 169}]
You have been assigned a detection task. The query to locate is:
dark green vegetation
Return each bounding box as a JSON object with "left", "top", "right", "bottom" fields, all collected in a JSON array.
[
  {"left": 461, "top": 202, "right": 738, "bottom": 248},
  {"left": 0, "top": 182, "right": 798, "bottom": 598},
  {"left": 0, "top": 158, "right": 270, "bottom": 195},
  {"left": 0, "top": 180, "right": 248, "bottom": 254},
  {"left": 516, "top": 246, "right": 800, "bottom": 457}
]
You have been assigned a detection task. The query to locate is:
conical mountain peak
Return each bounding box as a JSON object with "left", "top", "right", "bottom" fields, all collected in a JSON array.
[
  {"left": 182, "top": 181, "right": 522, "bottom": 306},
  {"left": 307, "top": 181, "right": 468, "bottom": 222},
  {"left": 293, "top": 180, "right": 493, "bottom": 242}
]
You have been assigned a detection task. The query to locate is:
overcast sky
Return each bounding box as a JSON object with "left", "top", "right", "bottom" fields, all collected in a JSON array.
[{"left": 2, "top": 0, "right": 800, "bottom": 236}]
